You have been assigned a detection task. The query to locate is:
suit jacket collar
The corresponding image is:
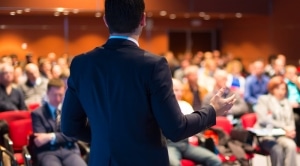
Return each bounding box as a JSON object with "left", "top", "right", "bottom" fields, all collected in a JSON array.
[
  {"left": 102, "top": 38, "right": 139, "bottom": 50},
  {"left": 42, "top": 103, "right": 56, "bottom": 131}
]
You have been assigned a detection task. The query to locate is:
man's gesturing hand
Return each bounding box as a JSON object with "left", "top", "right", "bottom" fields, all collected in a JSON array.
[{"left": 209, "top": 88, "right": 236, "bottom": 116}]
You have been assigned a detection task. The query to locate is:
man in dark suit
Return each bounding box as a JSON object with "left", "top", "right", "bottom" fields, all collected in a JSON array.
[
  {"left": 61, "top": 0, "right": 236, "bottom": 165},
  {"left": 31, "top": 79, "right": 86, "bottom": 166}
]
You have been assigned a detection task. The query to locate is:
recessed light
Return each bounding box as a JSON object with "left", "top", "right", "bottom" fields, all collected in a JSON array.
[
  {"left": 73, "top": 9, "right": 79, "bottom": 14},
  {"left": 235, "top": 13, "right": 242, "bottom": 18},
  {"left": 169, "top": 14, "right": 176, "bottom": 19},
  {"left": 54, "top": 12, "right": 60, "bottom": 16},
  {"left": 21, "top": 43, "right": 28, "bottom": 50},
  {"left": 63, "top": 11, "right": 69, "bottom": 15},
  {"left": 95, "top": 12, "right": 102, "bottom": 18},
  {"left": 24, "top": 8, "right": 30, "bottom": 12},
  {"left": 56, "top": 8, "right": 64, "bottom": 12},
  {"left": 10, "top": 12, "right": 16, "bottom": 16},
  {"left": 204, "top": 15, "right": 210, "bottom": 20},
  {"left": 16, "top": 10, "right": 23, "bottom": 14},
  {"left": 0, "top": 25, "right": 6, "bottom": 29},
  {"left": 159, "top": 11, "right": 167, "bottom": 16},
  {"left": 199, "top": 12, "right": 206, "bottom": 17}
]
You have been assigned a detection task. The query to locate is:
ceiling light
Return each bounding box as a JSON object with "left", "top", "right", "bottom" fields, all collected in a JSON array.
[
  {"left": 63, "top": 11, "right": 69, "bottom": 15},
  {"left": 0, "top": 25, "right": 6, "bottom": 29},
  {"left": 54, "top": 12, "right": 60, "bottom": 16},
  {"left": 21, "top": 43, "right": 28, "bottom": 50},
  {"left": 24, "top": 8, "right": 30, "bottom": 12},
  {"left": 56, "top": 8, "right": 64, "bottom": 12},
  {"left": 73, "top": 9, "right": 79, "bottom": 14},
  {"left": 16, "top": 10, "right": 23, "bottom": 14},
  {"left": 204, "top": 15, "right": 210, "bottom": 20},
  {"left": 159, "top": 11, "right": 167, "bottom": 16},
  {"left": 10, "top": 12, "right": 16, "bottom": 16},
  {"left": 169, "top": 14, "right": 176, "bottom": 19},
  {"left": 235, "top": 13, "right": 242, "bottom": 18},
  {"left": 199, "top": 12, "right": 206, "bottom": 17},
  {"left": 95, "top": 12, "right": 102, "bottom": 17}
]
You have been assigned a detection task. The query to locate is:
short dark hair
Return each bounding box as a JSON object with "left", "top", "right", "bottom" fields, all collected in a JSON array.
[
  {"left": 47, "top": 78, "right": 65, "bottom": 91},
  {"left": 105, "top": 0, "right": 145, "bottom": 33}
]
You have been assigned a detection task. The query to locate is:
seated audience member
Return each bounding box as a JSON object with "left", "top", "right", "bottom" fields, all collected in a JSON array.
[
  {"left": 163, "top": 51, "right": 179, "bottom": 76},
  {"left": 19, "top": 63, "right": 48, "bottom": 105},
  {"left": 167, "top": 78, "right": 221, "bottom": 166},
  {"left": 51, "top": 64, "right": 62, "bottom": 79},
  {"left": 0, "top": 63, "right": 27, "bottom": 112},
  {"left": 198, "top": 58, "right": 220, "bottom": 92},
  {"left": 31, "top": 78, "right": 86, "bottom": 166},
  {"left": 254, "top": 76, "right": 297, "bottom": 166},
  {"left": 284, "top": 65, "right": 300, "bottom": 108},
  {"left": 225, "top": 59, "right": 246, "bottom": 96},
  {"left": 202, "top": 70, "right": 248, "bottom": 119},
  {"left": 38, "top": 58, "right": 53, "bottom": 80},
  {"left": 173, "top": 59, "right": 191, "bottom": 83},
  {"left": 12, "top": 65, "right": 26, "bottom": 87},
  {"left": 244, "top": 60, "right": 269, "bottom": 111},
  {"left": 264, "top": 54, "right": 277, "bottom": 77},
  {"left": 265, "top": 54, "right": 286, "bottom": 78},
  {"left": 181, "top": 65, "right": 208, "bottom": 111}
]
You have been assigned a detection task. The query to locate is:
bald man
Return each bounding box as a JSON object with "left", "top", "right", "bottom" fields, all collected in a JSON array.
[{"left": 18, "top": 63, "right": 48, "bottom": 106}]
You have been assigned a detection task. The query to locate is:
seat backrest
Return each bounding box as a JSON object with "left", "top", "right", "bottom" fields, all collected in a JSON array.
[
  {"left": 213, "top": 116, "right": 233, "bottom": 134},
  {"left": 240, "top": 113, "right": 257, "bottom": 128},
  {"left": 27, "top": 103, "right": 40, "bottom": 112},
  {"left": 8, "top": 119, "right": 32, "bottom": 151},
  {"left": 0, "top": 111, "right": 30, "bottom": 124}
]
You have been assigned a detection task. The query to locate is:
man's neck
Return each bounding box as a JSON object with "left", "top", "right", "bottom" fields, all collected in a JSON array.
[{"left": 110, "top": 32, "right": 139, "bottom": 41}]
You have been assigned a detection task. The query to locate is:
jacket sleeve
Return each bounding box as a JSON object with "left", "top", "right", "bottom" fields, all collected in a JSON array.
[
  {"left": 31, "top": 111, "right": 76, "bottom": 145},
  {"left": 61, "top": 56, "right": 91, "bottom": 143},
  {"left": 149, "top": 58, "right": 216, "bottom": 142}
]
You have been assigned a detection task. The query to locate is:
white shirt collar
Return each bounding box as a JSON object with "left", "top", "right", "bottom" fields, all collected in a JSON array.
[
  {"left": 35, "top": 77, "right": 42, "bottom": 86},
  {"left": 109, "top": 35, "right": 139, "bottom": 47}
]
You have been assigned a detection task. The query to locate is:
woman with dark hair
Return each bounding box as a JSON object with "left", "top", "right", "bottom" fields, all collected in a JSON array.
[{"left": 254, "top": 76, "right": 297, "bottom": 166}]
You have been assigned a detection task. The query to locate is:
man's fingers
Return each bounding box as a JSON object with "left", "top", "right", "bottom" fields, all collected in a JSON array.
[
  {"left": 215, "top": 87, "right": 225, "bottom": 98},
  {"left": 225, "top": 94, "right": 236, "bottom": 103}
]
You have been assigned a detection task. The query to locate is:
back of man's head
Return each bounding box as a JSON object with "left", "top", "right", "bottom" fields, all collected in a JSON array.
[{"left": 105, "top": 0, "right": 145, "bottom": 34}]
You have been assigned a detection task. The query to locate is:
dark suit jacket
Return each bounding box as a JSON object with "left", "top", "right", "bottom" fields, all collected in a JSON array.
[
  {"left": 31, "top": 104, "right": 79, "bottom": 156},
  {"left": 61, "top": 38, "right": 216, "bottom": 166}
]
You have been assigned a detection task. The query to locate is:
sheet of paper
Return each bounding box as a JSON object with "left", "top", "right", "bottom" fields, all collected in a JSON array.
[{"left": 247, "top": 128, "right": 286, "bottom": 136}]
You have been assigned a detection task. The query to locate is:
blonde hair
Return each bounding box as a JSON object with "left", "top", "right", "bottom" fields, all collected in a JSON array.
[
  {"left": 226, "top": 60, "right": 243, "bottom": 74},
  {"left": 183, "top": 65, "right": 199, "bottom": 76}
]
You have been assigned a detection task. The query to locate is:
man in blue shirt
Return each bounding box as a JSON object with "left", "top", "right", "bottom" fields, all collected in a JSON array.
[
  {"left": 31, "top": 79, "right": 86, "bottom": 166},
  {"left": 244, "top": 60, "right": 269, "bottom": 111}
]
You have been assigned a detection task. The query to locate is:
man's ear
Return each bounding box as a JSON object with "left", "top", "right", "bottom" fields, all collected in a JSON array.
[
  {"left": 103, "top": 15, "right": 108, "bottom": 27},
  {"left": 140, "top": 12, "right": 146, "bottom": 27}
]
